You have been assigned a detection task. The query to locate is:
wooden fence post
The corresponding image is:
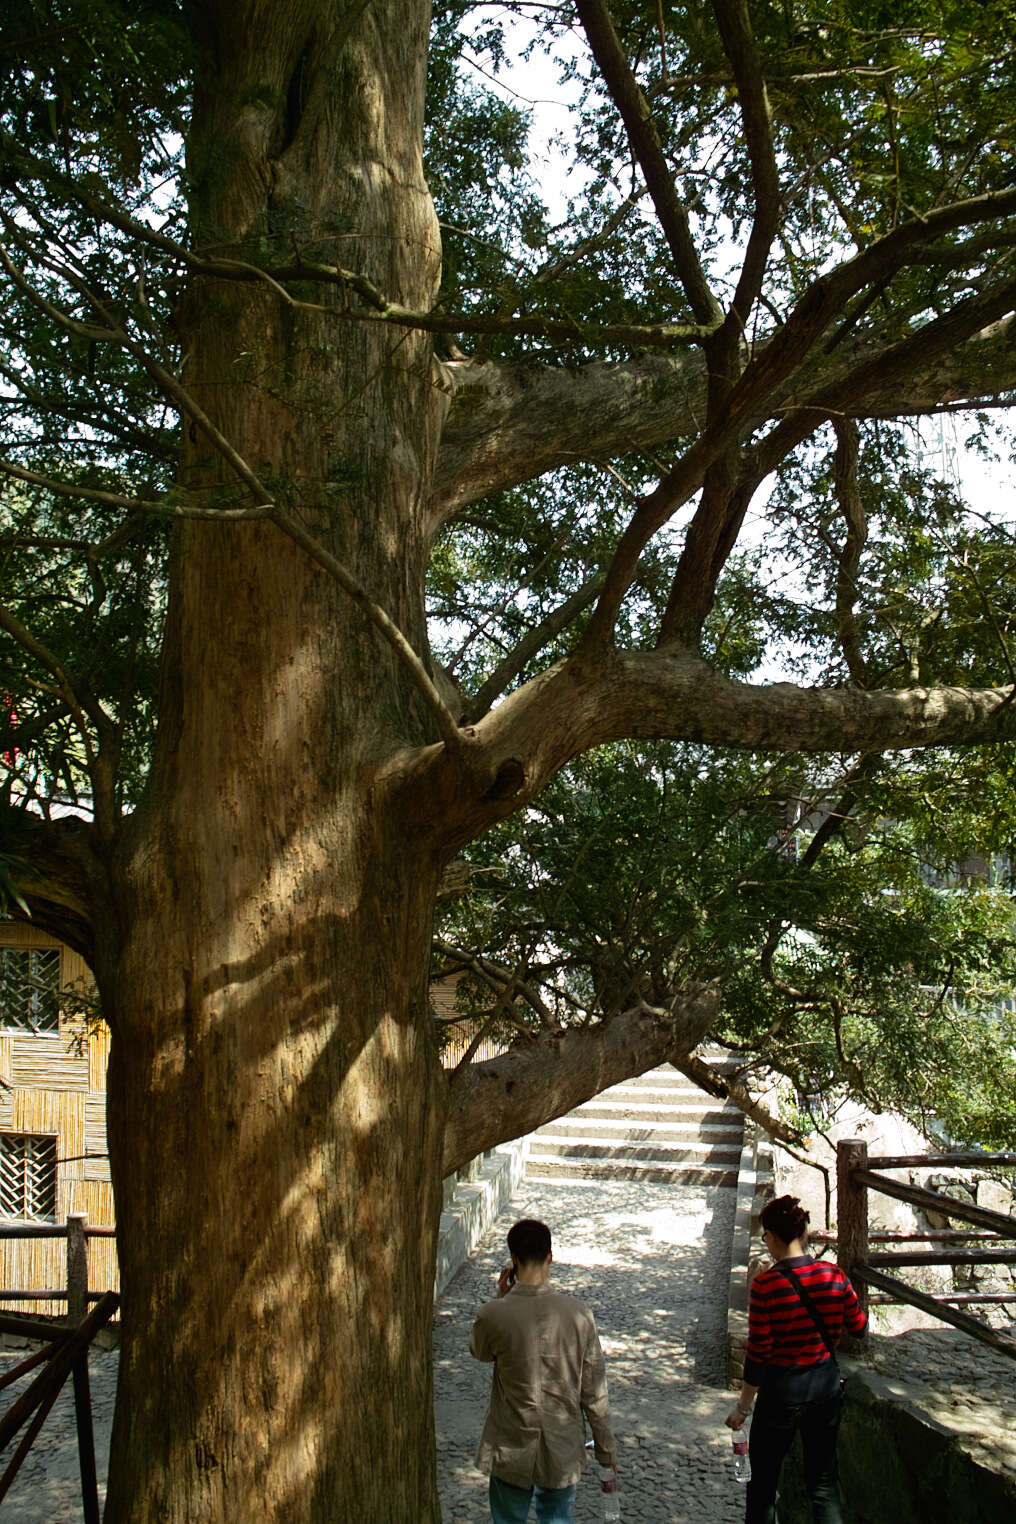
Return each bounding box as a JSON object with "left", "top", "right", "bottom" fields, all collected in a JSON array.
[
  {"left": 837, "top": 1139, "right": 869, "bottom": 1327},
  {"left": 66, "top": 1214, "right": 88, "bottom": 1325}
]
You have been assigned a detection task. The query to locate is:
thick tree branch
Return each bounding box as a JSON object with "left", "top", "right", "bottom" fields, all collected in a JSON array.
[
  {"left": 832, "top": 420, "right": 870, "bottom": 685},
  {"left": 446, "top": 651, "right": 1016, "bottom": 835},
  {"left": 418, "top": 648, "right": 1016, "bottom": 862},
  {"left": 710, "top": 0, "right": 781, "bottom": 328},
  {"left": 432, "top": 350, "right": 708, "bottom": 517},
  {"left": 657, "top": 464, "right": 759, "bottom": 645},
  {"left": 0, "top": 809, "right": 101, "bottom": 965},
  {"left": 432, "top": 314, "right": 1016, "bottom": 515},
  {"left": 574, "top": 0, "right": 723, "bottom": 328},
  {"left": 442, "top": 984, "right": 719, "bottom": 1174},
  {"left": 672, "top": 1051, "right": 802, "bottom": 1147}
]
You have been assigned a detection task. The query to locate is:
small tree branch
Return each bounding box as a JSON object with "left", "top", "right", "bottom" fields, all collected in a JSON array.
[
  {"left": 580, "top": 199, "right": 1016, "bottom": 651},
  {"left": 832, "top": 420, "right": 870, "bottom": 685},
  {"left": 0, "top": 461, "right": 164, "bottom": 517},
  {"left": 4, "top": 160, "right": 713, "bottom": 350},
  {"left": 432, "top": 939, "right": 555, "bottom": 1028},
  {"left": 0, "top": 603, "right": 107, "bottom": 768},
  {"left": 464, "top": 572, "right": 605, "bottom": 723},
  {"left": 270, "top": 508, "right": 463, "bottom": 752}
]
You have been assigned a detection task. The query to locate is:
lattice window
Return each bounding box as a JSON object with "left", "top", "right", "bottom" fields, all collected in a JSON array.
[
  {"left": 0, "top": 1134, "right": 58, "bottom": 1220},
  {"left": 0, "top": 945, "right": 61, "bottom": 1032}
]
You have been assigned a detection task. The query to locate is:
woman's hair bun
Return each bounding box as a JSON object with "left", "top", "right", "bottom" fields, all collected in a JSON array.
[{"left": 760, "top": 1193, "right": 810, "bottom": 1242}]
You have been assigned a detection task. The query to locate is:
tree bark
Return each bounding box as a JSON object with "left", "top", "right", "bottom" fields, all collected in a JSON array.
[
  {"left": 101, "top": 856, "right": 447, "bottom": 1522},
  {"left": 97, "top": 3, "right": 453, "bottom": 1518},
  {"left": 432, "top": 315, "right": 1016, "bottom": 515}
]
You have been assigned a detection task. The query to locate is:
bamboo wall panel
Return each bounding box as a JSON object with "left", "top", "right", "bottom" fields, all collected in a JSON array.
[
  {"left": 10, "top": 1034, "right": 88, "bottom": 1091},
  {"left": 61, "top": 947, "right": 90, "bottom": 983},
  {"left": 0, "top": 925, "right": 120, "bottom": 1305},
  {"left": 84, "top": 1096, "right": 111, "bottom": 1180},
  {"left": 0, "top": 1236, "right": 64, "bottom": 1318},
  {"left": 88, "top": 1021, "right": 111, "bottom": 1094},
  {"left": 0, "top": 924, "right": 60, "bottom": 949},
  {"left": 66, "top": 1179, "right": 119, "bottom": 1295},
  {"left": 86, "top": 1232, "right": 120, "bottom": 1297},
  {"left": 64, "top": 1177, "right": 114, "bottom": 1223},
  {"left": 12, "top": 1089, "right": 86, "bottom": 1163}
]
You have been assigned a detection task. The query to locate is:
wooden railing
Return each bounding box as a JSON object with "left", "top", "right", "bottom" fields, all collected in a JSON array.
[
  {"left": 0, "top": 1214, "right": 116, "bottom": 1324},
  {"left": 0, "top": 1216, "right": 118, "bottom": 1521},
  {"left": 826, "top": 1139, "right": 1016, "bottom": 1362},
  {"left": 0, "top": 1291, "right": 118, "bottom": 1522}
]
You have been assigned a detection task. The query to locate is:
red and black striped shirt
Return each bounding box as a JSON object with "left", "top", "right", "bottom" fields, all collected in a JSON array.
[{"left": 744, "top": 1255, "right": 867, "bottom": 1400}]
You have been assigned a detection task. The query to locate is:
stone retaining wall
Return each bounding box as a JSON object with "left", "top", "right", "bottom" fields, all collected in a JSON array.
[
  {"left": 777, "top": 1356, "right": 1016, "bottom": 1524},
  {"left": 435, "top": 1138, "right": 528, "bottom": 1299},
  {"left": 726, "top": 1123, "right": 774, "bottom": 1385}
]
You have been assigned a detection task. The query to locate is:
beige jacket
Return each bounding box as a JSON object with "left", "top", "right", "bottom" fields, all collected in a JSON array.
[{"left": 470, "top": 1281, "right": 616, "bottom": 1490}]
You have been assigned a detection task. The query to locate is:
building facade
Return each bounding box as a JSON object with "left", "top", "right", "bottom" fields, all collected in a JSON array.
[{"left": 0, "top": 920, "right": 117, "bottom": 1315}]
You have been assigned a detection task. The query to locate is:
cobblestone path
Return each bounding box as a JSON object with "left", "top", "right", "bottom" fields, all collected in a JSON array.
[
  {"left": 0, "top": 1340, "right": 117, "bottom": 1522},
  {"left": 434, "top": 1176, "right": 744, "bottom": 1524},
  {"left": 0, "top": 1178, "right": 743, "bottom": 1522}
]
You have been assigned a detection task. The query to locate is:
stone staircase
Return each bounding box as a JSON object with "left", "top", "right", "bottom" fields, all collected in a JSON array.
[{"left": 524, "top": 1062, "right": 745, "bottom": 1187}]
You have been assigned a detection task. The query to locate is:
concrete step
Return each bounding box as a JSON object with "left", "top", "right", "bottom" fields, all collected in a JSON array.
[
  {"left": 527, "top": 1137, "right": 742, "bottom": 1166},
  {"left": 614, "top": 1071, "right": 713, "bottom": 1091},
  {"left": 567, "top": 1100, "right": 739, "bottom": 1124},
  {"left": 524, "top": 1157, "right": 738, "bottom": 1187},
  {"left": 534, "top": 1118, "right": 744, "bottom": 1146},
  {"left": 519, "top": 1061, "right": 745, "bottom": 1188},
  {"left": 623, "top": 1061, "right": 740, "bottom": 1085},
  {"left": 591, "top": 1078, "right": 734, "bottom": 1103}
]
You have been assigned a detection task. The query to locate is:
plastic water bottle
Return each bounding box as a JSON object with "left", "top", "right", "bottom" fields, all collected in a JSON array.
[
  {"left": 731, "top": 1431, "right": 751, "bottom": 1484},
  {"left": 600, "top": 1465, "right": 621, "bottom": 1521}
]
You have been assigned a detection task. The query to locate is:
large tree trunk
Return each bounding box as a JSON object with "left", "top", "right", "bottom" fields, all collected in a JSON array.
[
  {"left": 102, "top": 862, "right": 446, "bottom": 1522},
  {"left": 99, "top": 3, "right": 452, "bottom": 1518}
]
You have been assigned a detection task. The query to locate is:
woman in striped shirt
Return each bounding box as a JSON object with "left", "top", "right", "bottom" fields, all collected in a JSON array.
[{"left": 725, "top": 1194, "right": 867, "bottom": 1523}]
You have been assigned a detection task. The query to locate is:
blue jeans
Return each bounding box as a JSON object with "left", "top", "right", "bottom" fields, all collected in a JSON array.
[
  {"left": 489, "top": 1475, "right": 578, "bottom": 1523},
  {"left": 746, "top": 1389, "right": 844, "bottom": 1523}
]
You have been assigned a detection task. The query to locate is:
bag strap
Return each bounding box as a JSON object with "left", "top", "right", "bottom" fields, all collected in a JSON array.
[{"left": 772, "top": 1261, "right": 837, "bottom": 1358}]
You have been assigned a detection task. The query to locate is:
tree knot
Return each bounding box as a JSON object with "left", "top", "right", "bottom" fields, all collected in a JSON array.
[{"left": 480, "top": 758, "right": 526, "bottom": 803}]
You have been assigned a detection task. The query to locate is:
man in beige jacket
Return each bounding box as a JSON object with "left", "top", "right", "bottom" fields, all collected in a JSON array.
[{"left": 470, "top": 1218, "right": 617, "bottom": 1524}]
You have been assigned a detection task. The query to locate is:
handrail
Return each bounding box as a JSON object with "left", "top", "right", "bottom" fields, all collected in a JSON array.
[
  {"left": 854, "top": 1265, "right": 1016, "bottom": 1360},
  {"left": 836, "top": 1138, "right": 1016, "bottom": 1361},
  {"left": 0, "top": 1291, "right": 118, "bottom": 1523},
  {"left": 0, "top": 1222, "right": 115, "bottom": 1239},
  {"left": 0, "top": 1214, "right": 117, "bottom": 1326},
  {"left": 851, "top": 1169, "right": 1016, "bottom": 1238},
  {"left": 867, "top": 1152, "right": 1016, "bottom": 1169}
]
